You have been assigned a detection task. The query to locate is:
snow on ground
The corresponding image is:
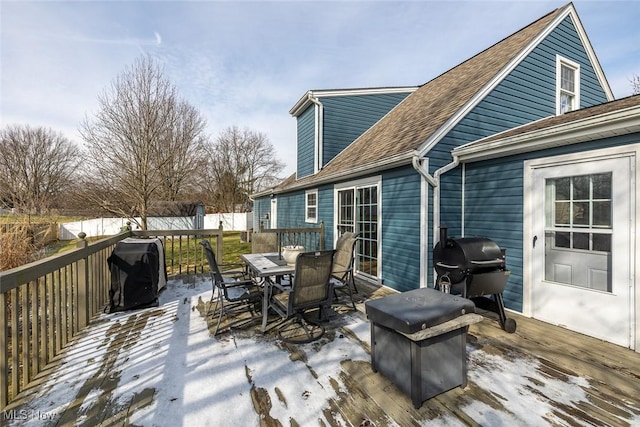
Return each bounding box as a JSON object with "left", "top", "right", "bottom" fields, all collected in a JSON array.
[{"left": 7, "top": 278, "right": 639, "bottom": 426}]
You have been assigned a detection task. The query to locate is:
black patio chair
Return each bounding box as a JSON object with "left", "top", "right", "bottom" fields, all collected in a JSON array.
[
  {"left": 200, "top": 240, "right": 262, "bottom": 336},
  {"left": 269, "top": 250, "right": 335, "bottom": 343},
  {"left": 331, "top": 232, "right": 358, "bottom": 310}
]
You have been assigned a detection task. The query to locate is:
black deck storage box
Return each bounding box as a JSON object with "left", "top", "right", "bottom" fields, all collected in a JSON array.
[
  {"left": 107, "top": 238, "right": 167, "bottom": 312},
  {"left": 365, "top": 287, "right": 482, "bottom": 408}
]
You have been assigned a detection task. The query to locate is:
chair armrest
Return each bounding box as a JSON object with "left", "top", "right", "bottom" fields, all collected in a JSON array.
[
  {"left": 332, "top": 266, "right": 353, "bottom": 275},
  {"left": 221, "top": 277, "right": 259, "bottom": 288}
]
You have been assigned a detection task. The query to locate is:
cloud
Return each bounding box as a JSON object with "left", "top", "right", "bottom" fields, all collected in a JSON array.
[{"left": 1, "top": 0, "right": 637, "bottom": 178}]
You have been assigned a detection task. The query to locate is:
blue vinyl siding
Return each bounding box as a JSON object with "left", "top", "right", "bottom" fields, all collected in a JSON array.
[
  {"left": 297, "top": 106, "right": 315, "bottom": 179},
  {"left": 433, "top": 14, "right": 609, "bottom": 271},
  {"left": 463, "top": 132, "right": 640, "bottom": 312},
  {"left": 321, "top": 93, "right": 410, "bottom": 166},
  {"left": 317, "top": 185, "right": 334, "bottom": 249},
  {"left": 381, "top": 166, "right": 422, "bottom": 292},
  {"left": 275, "top": 191, "right": 305, "bottom": 229},
  {"left": 431, "top": 14, "right": 609, "bottom": 175},
  {"left": 253, "top": 197, "right": 271, "bottom": 230},
  {"left": 272, "top": 185, "right": 334, "bottom": 250}
]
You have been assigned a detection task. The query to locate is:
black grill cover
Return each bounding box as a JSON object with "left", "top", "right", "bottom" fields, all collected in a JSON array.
[
  {"left": 107, "top": 238, "right": 165, "bottom": 312},
  {"left": 365, "top": 288, "right": 475, "bottom": 334}
]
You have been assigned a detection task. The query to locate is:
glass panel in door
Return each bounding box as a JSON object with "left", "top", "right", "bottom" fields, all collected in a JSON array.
[
  {"left": 336, "top": 184, "right": 379, "bottom": 279},
  {"left": 544, "top": 173, "right": 612, "bottom": 292}
]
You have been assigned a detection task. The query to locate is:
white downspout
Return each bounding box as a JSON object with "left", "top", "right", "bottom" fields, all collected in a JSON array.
[
  {"left": 412, "top": 153, "right": 460, "bottom": 243},
  {"left": 308, "top": 94, "right": 323, "bottom": 173},
  {"left": 412, "top": 152, "right": 460, "bottom": 285}
]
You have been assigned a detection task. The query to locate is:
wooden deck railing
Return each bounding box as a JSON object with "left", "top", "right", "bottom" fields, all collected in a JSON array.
[
  {"left": 258, "top": 221, "right": 325, "bottom": 251},
  {"left": 0, "top": 226, "right": 225, "bottom": 410}
]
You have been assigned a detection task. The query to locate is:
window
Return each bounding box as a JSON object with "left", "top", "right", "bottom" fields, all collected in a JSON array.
[
  {"left": 546, "top": 173, "right": 612, "bottom": 252},
  {"left": 305, "top": 189, "right": 318, "bottom": 223},
  {"left": 556, "top": 56, "right": 580, "bottom": 115},
  {"left": 544, "top": 173, "right": 612, "bottom": 291}
]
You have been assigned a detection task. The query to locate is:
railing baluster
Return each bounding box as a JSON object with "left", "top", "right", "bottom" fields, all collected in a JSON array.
[
  {"left": 61, "top": 267, "right": 68, "bottom": 349},
  {"left": 10, "top": 288, "right": 19, "bottom": 402},
  {"left": 20, "top": 284, "right": 30, "bottom": 390},
  {"left": 65, "top": 264, "right": 76, "bottom": 342},
  {"left": 0, "top": 291, "right": 8, "bottom": 408},
  {"left": 46, "top": 273, "right": 54, "bottom": 362},
  {"left": 54, "top": 269, "right": 62, "bottom": 355},
  {"left": 30, "top": 280, "right": 38, "bottom": 382},
  {"left": 38, "top": 276, "right": 47, "bottom": 376}
]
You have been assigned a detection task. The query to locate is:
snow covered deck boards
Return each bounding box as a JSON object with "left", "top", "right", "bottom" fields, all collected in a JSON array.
[{"left": 4, "top": 279, "right": 639, "bottom": 426}]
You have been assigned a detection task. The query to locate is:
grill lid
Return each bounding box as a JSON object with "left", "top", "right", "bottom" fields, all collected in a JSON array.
[{"left": 433, "top": 237, "right": 504, "bottom": 283}]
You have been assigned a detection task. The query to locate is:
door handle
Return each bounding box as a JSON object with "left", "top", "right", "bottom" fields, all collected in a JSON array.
[{"left": 533, "top": 235, "right": 538, "bottom": 248}]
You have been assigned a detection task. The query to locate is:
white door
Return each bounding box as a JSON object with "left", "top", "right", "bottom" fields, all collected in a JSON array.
[
  {"left": 530, "top": 155, "right": 633, "bottom": 347},
  {"left": 270, "top": 197, "right": 277, "bottom": 229}
]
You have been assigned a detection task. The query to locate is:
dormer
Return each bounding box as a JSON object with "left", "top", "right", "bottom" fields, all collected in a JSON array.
[{"left": 290, "top": 87, "right": 417, "bottom": 179}]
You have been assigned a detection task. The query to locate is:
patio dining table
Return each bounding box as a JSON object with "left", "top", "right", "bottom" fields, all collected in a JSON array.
[{"left": 241, "top": 252, "right": 295, "bottom": 332}]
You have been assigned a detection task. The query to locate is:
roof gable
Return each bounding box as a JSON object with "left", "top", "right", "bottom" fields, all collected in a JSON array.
[
  {"left": 266, "top": 3, "right": 613, "bottom": 194},
  {"left": 306, "top": 4, "right": 573, "bottom": 182}
]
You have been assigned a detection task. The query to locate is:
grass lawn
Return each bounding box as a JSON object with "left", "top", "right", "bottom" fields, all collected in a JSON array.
[{"left": 45, "top": 232, "right": 251, "bottom": 275}]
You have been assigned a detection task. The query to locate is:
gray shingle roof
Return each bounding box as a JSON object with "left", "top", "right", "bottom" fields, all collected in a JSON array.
[{"left": 275, "top": 3, "right": 570, "bottom": 192}]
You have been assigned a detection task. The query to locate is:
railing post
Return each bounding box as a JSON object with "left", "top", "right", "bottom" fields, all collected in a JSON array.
[
  {"left": 319, "top": 220, "right": 325, "bottom": 250},
  {"left": 0, "top": 291, "right": 7, "bottom": 410},
  {"left": 76, "top": 232, "right": 90, "bottom": 330},
  {"left": 217, "top": 221, "right": 224, "bottom": 261}
]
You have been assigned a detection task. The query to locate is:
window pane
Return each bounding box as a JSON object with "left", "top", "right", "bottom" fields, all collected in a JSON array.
[
  {"left": 561, "top": 64, "right": 574, "bottom": 92},
  {"left": 555, "top": 177, "right": 570, "bottom": 200},
  {"left": 307, "top": 207, "right": 316, "bottom": 219},
  {"left": 555, "top": 201, "right": 570, "bottom": 225},
  {"left": 573, "top": 232, "right": 589, "bottom": 250},
  {"left": 573, "top": 202, "right": 589, "bottom": 226},
  {"left": 593, "top": 201, "right": 611, "bottom": 226},
  {"left": 307, "top": 193, "right": 316, "bottom": 205},
  {"left": 560, "top": 93, "right": 573, "bottom": 113},
  {"left": 593, "top": 234, "right": 611, "bottom": 252},
  {"left": 592, "top": 173, "right": 611, "bottom": 199},
  {"left": 555, "top": 232, "right": 570, "bottom": 248},
  {"left": 573, "top": 176, "right": 589, "bottom": 199}
]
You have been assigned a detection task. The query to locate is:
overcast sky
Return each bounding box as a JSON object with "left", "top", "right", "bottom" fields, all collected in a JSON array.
[{"left": 1, "top": 0, "right": 639, "bottom": 176}]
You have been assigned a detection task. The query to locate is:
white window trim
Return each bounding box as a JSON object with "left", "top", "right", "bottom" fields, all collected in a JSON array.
[
  {"left": 556, "top": 55, "right": 580, "bottom": 115},
  {"left": 305, "top": 189, "right": 318, "bottom": 223}
]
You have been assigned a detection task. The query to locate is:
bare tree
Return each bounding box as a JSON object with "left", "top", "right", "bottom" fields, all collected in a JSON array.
[
  {"left": 631, "top": 74, "right": 640, "bottom": 95},
  {"left": 79, "top": 55, "right": 207, "bottom": 229},
  {"left": 0, "top": 124, "right": 79, "bottom": 214},
  {"left": 204, "top": 126, "right": 284, "bottom": 212}
]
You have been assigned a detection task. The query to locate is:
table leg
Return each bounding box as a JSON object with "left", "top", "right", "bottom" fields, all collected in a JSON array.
[{"left": 261, "top": 280, "right": 271, "bottom": 333}]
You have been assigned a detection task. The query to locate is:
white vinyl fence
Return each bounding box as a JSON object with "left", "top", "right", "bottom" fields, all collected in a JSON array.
[{"left": 59, "top": 212, "right": 253, "bottom": 240}]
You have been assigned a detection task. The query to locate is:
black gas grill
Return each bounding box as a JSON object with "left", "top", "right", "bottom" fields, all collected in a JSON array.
[{"left": 433, "top": 227, "right": 516, "bottom": 333}]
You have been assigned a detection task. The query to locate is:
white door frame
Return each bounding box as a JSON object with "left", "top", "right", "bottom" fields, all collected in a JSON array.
[{"left": 524, "top": 144, "right": 638, "bottom": 351}]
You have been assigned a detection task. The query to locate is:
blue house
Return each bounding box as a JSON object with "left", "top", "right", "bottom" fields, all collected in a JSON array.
[{"left": 253, "top": 3, "right": 640, "bottom": 351}]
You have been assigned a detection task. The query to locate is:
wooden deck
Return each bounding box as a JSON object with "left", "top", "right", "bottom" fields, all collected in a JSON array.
[{"left": 4, "top": 279, "right": 639, "bottom": 426}]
